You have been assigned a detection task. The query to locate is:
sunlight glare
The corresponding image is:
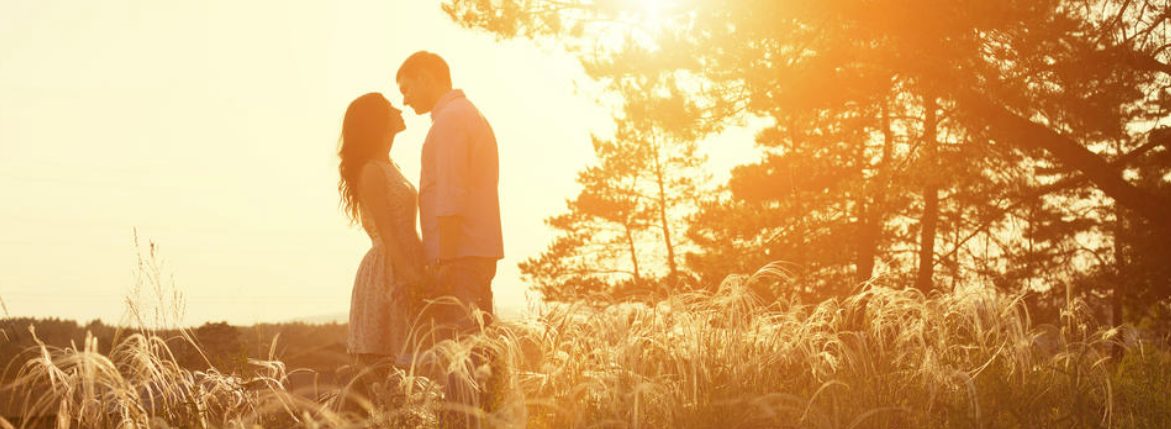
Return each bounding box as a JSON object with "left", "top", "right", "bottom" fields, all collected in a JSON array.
[
  {"left": 595, "top": 0, "right": 677, "bottom": 52},
  {"left": 633, "top": 0, "right": 675, "bottom": 30}
]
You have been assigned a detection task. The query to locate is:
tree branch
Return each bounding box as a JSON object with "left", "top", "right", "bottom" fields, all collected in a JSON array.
[{"left": 956, "top": 89, "right": 1171, "bottom": 223}]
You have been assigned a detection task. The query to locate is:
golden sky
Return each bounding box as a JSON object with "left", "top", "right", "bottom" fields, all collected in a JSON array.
[{"left": 0, "top": 0, "right": 761, "bottom": 325}]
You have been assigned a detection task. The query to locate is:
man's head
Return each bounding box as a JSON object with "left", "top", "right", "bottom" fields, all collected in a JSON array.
[{"left": 396, "top": 51, "right": 452, "bottom": 115}]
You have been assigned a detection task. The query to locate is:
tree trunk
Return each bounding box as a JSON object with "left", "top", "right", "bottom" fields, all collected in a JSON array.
[
  {"left": 916, "top": 95, "right": 940, "bottom": 293},
  {"left": 625, "top": 224, "right": 642, "bottom": 281},
  {"left": 1112, "top": 174, "right": 1127, "bottom": 359},
  {"left": 856, "top": 102, "right": 894, "bottom": 283},
  {"left": 650, "top": 133, "right": 679, "bottom": 279}
]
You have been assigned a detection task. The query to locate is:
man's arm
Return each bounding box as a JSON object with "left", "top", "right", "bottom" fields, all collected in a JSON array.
[
  {"left": 431, "top": 110, "right": 470, "bottom": 263},
  {"left": 437, "top": 215, "right": 461, "bottom": 261}
]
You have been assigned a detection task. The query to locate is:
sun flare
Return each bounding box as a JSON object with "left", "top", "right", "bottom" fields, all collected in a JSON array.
[
  {"left": 591, "top": 0, "right": 677, "bottom": 51},
  {"left": 635, "top": 0, "right": 674, "bottom": 29}
]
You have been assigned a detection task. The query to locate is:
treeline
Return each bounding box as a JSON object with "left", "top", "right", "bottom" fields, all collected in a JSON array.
[
  {"left": 0, "top": 317, "right": 347, "bottom": 381},
  {"left": 445, "top": 0, "right": 1171, "bottom": 335}
]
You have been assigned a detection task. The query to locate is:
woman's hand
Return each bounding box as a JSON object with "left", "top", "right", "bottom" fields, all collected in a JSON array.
[{"left": 391, "top": 264, "right": 422, "bottom": 304}]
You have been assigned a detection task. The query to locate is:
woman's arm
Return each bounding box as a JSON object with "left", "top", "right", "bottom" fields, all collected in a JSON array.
[{"left": 357, "top": 162, "right": 422, "bottom": 287}]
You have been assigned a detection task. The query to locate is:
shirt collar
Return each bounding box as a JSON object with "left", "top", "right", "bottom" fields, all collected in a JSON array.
[{"left": 430, "top": 89, "right": 464, "bottom": 121}]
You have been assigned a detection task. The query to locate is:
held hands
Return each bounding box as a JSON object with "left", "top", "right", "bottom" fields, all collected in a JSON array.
[
  {"left": 400, "top": 264, "right": 424, "bottom": 287},
  {"left": 397, "top": 264, "right": 442, "bottom": 316},
  {"left": 425, "top": 262, "right": 447, "bottom": 290},
  {"left": 394, "top": 262, "right": 455, "bottom": 316},
  {"left": 391, "top": 264, "right": 426, "bottom": 304},
  {"left": 393, "top": 261, "right": 452, "bottom": 305}
]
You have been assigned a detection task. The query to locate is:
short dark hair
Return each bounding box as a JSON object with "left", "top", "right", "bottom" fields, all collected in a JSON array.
[{"left": 396, "top": 51, "right": 452, "bottom": 88}]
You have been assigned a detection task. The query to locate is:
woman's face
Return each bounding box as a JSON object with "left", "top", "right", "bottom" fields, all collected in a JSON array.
[
  {"left": 379, "top": 106, "right": 405, "bottom": 151},
  {"left": 389, "top": 106, "right": 406, "bottom": 134}
]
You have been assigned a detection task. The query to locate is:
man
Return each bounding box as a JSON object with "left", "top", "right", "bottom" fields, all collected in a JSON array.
[
  {"left": 396, "top": 51, "right": 503, "bottom": 427},
  {"left": 397, "top": 50, "right": 502, "bottom": 332}
]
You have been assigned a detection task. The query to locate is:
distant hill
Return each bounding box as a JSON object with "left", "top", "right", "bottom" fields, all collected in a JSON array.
[
  {"left": 286, "top": 301, "right": 529, "bottom": 324},
  {"left": 289, "top": 311, "right": 347, "bottom": 324}
]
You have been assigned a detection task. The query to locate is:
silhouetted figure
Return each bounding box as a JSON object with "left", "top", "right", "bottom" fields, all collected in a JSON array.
[
  {"left": 336, "top": 93, "right": 425, "bottom": 413},
  {"left": 397, "top": 50, "right": 503, "bottom": 429}
]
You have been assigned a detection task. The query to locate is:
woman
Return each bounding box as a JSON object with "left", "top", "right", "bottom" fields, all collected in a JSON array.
[{"left": 337, "top": 92, "right": 424, "bottom": 365}]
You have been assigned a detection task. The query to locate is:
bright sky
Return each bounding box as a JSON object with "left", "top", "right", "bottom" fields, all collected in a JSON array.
[{"left": 0, "top": 0, "right": 760, "bottom": 326}]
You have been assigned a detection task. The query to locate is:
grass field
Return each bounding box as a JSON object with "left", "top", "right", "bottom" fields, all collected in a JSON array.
[{"left": 2, "top": 266, "right": 1170, "bottom": 428}]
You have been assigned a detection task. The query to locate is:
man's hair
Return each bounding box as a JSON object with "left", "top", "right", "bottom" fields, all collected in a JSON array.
[{"left": 396, "top": 51, "right": 452, "bottom": 88}]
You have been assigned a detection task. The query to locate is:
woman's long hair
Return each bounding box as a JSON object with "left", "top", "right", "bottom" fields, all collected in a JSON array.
[{"left": 338, "top": 93, "right": 395, "bottom": 224}]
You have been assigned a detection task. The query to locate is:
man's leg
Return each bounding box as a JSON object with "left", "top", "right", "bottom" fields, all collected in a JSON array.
[
  {"left": 445, "top": 257, "right": 496, "bottom": 331},
  {"left": 435, "top": 258, "right": 496, "bottom": 429}
]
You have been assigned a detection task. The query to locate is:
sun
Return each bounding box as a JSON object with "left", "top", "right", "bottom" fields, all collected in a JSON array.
[
  {"left": 589, "top": 0, "right": 680, "bottom": 51},
  {"left": 634, "top": 0, "right": 675, "bottom": 28},
  {"left": 639, "top": 0, "right": 668, "bottom": 16}
]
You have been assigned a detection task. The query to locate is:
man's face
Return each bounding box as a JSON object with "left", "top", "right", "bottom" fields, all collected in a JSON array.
[{"left": 397, "top": 74, "right": 438, "bottom": 115}]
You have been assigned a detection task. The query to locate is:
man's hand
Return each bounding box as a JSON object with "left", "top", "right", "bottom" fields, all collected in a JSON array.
[{"left": 426, "top": 262, "right": 452, "bottom": 298}]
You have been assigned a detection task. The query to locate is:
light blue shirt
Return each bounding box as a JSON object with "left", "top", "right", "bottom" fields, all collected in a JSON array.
[{"left": 419, "top": 89, "right": 504, "bottom": 262}]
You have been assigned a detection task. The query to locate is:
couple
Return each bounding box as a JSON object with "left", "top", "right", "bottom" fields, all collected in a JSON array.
[{"left": 337, "top": 51, "right": 502, "bottom": 374}]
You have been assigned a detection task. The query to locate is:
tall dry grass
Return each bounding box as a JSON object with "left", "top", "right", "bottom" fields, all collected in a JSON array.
[{"left": 3, "top": 260, "right": 1170, "bottom": 428}]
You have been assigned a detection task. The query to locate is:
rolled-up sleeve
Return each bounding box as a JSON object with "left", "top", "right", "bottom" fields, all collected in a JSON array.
[{"left": 431, "top": 113, "right": 469, "bottom": 217}]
